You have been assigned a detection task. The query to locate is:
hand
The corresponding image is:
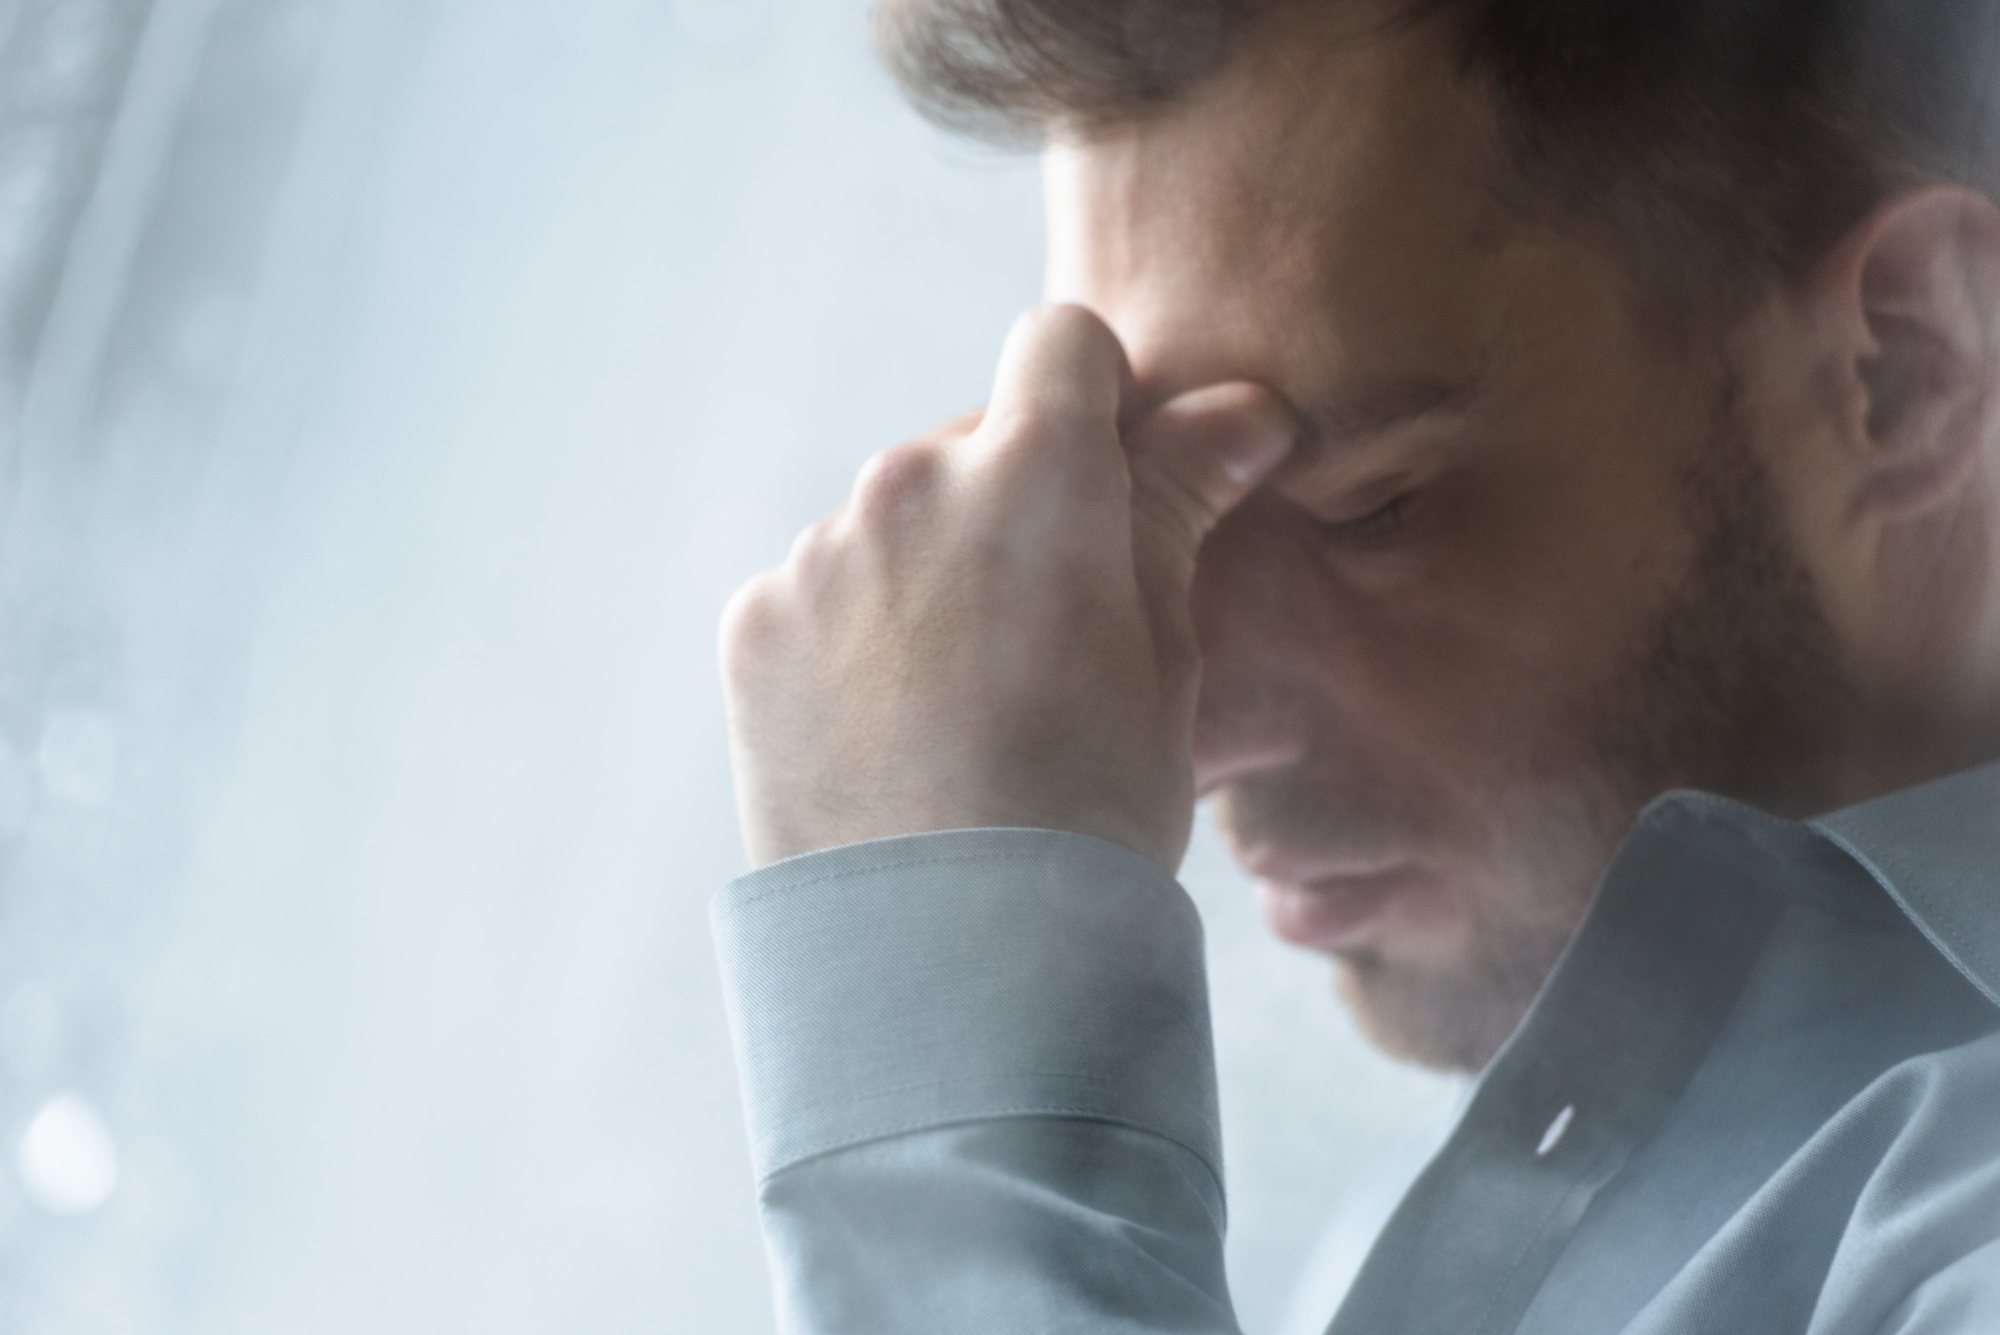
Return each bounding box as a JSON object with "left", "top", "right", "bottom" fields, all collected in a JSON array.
[{"left": 719, "top": 304, "right": 1294, "bottom": 872}]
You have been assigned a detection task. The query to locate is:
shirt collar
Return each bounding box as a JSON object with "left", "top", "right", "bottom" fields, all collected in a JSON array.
[
  {"left": 1332, "top": 771, "right": 1997, "bottom": 1335},
  {"left": 1811, "top": 760, "right": 2000, "bottom": 1012}
]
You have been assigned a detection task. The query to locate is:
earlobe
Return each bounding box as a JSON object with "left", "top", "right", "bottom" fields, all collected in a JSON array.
[{"left": 1839, "top": 187, "right": 2000, "bottom": 523}]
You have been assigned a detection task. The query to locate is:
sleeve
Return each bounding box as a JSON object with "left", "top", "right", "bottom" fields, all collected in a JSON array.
[{"left": 711, "top": 827, "right": 1241, "bottom": 1334}]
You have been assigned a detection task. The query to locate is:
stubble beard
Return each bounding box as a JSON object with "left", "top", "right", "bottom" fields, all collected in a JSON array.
[{"left": 1333, "top": 375, "right": 1854, "bottom": 1072}]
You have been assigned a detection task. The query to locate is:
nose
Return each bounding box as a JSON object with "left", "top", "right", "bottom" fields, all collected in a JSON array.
[{"left": 1191, "top": 497, "right": 1316, "bottom": 795}]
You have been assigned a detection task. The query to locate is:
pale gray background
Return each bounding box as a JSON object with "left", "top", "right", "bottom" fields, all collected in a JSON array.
[{"left": 0, "top": 1, "right": 1460, "bottom": 1330}]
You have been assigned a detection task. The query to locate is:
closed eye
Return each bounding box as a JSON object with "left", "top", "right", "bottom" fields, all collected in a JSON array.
[{"left": 1318, "top": 493, "right": 1411, "bottom": 548}]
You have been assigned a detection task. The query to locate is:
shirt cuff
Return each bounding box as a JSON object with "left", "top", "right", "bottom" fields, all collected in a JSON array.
[{"left": 712, "top": 828, "right": 1223, "bottom": 1191}]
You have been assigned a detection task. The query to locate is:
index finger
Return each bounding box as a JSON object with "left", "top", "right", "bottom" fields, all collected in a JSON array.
[{"left": 977, "top": 303, "right": 1133, "bottom": 458}]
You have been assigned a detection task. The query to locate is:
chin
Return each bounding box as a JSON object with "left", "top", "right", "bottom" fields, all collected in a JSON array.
[
  {"left": 1333, "top": 952, "right": 1532, "bottom": 1073},
  {"left": 1325, "top": 865, "right": 1593, "bottom": 1072}
]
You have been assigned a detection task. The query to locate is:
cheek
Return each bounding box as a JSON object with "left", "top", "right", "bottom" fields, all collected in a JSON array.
[
  {"left": 1375, "top": 477, "right": 1689, "bottom": 732},
  {"left": 1199, "top": 456, "right": 1696, "bottom": 767}
]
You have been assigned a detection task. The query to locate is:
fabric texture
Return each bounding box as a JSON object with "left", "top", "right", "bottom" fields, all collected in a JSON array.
[{"left": 714, "top": 772, "right": 2000, "bottom": 1335}]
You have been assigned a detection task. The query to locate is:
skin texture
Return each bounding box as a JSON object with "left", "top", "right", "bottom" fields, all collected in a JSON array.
[{"left": 723, "top": 6, "right": 2000, "bottom": 1070}]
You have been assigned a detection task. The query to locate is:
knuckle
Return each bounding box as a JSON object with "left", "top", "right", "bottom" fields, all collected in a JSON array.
[
  {"left": 788, "top": 512, "right": 837, "bottom": 567},
  {"left": 718, "top": 573, "right": 784, "bottom": 680},
  {"left": 850, "top": 439, "right": 944, "bottom": 521}
]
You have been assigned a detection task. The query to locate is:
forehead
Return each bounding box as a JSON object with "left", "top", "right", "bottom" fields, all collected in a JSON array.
[{"left": 1043, "top": 7, "right": 1524, "bottom": 407}]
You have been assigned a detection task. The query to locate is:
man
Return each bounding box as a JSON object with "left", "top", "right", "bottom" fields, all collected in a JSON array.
[{"left": 713, "top": 1, "right": 2000, "bottom": 1331}]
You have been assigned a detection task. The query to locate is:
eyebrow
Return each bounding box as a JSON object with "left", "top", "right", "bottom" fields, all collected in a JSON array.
[{"left": 1302, "top": 374, "right": 1481, "bottom": 451}]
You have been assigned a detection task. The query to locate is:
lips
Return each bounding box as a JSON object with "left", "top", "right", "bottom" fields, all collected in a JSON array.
[{"left": 1254, "top": 867, "right": 1411, "bottom": 952}]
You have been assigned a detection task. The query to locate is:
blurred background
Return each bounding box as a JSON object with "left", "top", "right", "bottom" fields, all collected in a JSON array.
[{"left": 0, "top": 1, "right": 1460, "bottom": 1330}]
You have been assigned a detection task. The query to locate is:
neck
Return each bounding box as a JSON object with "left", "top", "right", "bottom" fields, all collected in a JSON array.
[{"left": 1835, "top": 482, "right": 2000, "bottom": 808}]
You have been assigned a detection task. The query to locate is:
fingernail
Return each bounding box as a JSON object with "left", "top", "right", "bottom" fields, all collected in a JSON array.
[{"left": 1220, "top": 414, "right": 1294, "bottom": 486}]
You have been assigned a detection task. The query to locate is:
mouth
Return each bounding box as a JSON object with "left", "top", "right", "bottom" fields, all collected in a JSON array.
[{"left": 1251, "top": 862, "right": 1414, "bottom": 952}]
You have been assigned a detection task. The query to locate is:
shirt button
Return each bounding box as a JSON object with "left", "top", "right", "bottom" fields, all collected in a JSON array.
[{"left": 1537, "top": 1105, "right": 1576, "bottom": 1157}]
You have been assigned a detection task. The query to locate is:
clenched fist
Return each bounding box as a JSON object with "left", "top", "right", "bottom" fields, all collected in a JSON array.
[{"left": 720, "top": 304, "right": 1294, "bottom": 872}]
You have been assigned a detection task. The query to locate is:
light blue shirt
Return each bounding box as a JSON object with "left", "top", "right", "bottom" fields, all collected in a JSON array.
[{"left": 714, "top": 766, "right": 2000, "bottom": 1333}]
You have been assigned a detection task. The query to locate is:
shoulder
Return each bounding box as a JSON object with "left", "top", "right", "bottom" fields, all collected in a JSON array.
[{"left": 1809, "top": 1032, "right": 2000, "bottom": 1335}]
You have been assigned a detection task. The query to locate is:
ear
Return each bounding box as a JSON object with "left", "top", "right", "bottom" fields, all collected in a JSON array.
[{"left": 1817, "top": 186, "right": 2000, "bottom": 523}]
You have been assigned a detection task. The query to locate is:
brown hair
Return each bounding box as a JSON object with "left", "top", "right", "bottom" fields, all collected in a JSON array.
[{"left": 873, "top": 0, "right": 2000, "bottom": 311}]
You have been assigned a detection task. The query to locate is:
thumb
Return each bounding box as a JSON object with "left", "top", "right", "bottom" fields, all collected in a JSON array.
[{"left": 1126, "top": 381, "right": 1295, "bottom": 591}]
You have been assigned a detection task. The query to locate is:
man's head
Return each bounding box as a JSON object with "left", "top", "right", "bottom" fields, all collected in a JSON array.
[{"left": 876, "top": 0, "right": 2000, "bottom": 1068}]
